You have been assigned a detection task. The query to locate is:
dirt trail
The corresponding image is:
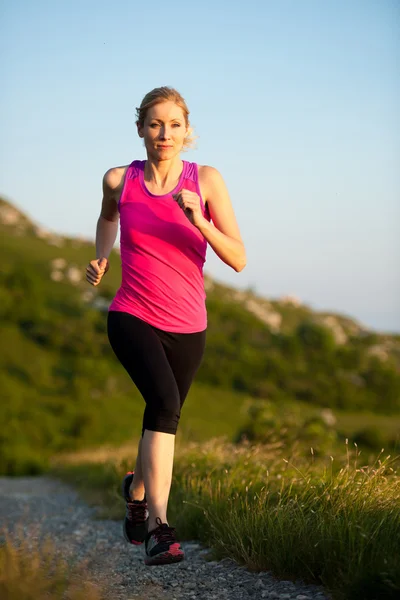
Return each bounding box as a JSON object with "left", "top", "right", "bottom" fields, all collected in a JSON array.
[{"left": 0, "top": 477, "right": 329, "bottom": 600}]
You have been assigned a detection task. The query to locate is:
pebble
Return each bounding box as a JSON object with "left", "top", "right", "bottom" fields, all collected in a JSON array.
[{"left": 0, "top": 476, "right": 331, "bottom": 600}]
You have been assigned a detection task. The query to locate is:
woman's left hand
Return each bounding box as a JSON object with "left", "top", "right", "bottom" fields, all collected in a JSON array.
[{"left": 173, "top": 189, "right": 206, "bottom": 229}]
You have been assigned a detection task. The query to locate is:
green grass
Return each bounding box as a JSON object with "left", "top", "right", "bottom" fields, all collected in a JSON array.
[
  {"left": 179, "top": 385, "right": 250, "bottom": 441},
  {"left": 52, "top": 438, "right": 400, "bottom": 600},
  {"left": 336, "top": 411, "right": 400, "bottom": 435},
  {"left": 2, "top": 197, "right": 400, "bottom": 476},
  {"left": 335, "top": 411, "right": 400, "bottom": 448}
]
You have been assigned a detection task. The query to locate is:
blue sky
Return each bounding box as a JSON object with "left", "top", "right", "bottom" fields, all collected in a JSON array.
[{"left": 1, "top": 0, "right": 399, "bottom": 332}]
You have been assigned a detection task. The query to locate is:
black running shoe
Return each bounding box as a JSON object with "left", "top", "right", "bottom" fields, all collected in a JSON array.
[
  {"left": 144, "top": 517, "right": 185, "bottom": 566},
  {"left": 121, "top": 471, "right": 149, "bottom": 545}
]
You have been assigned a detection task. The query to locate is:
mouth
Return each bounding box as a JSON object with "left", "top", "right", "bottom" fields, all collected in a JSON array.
[{"left": 157, "top": 145, "right": 173, "bottom": 149}]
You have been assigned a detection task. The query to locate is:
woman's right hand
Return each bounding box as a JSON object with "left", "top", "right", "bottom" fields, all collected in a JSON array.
[{"left": 86, "top": 257, "right": 109, "bottom": 286}]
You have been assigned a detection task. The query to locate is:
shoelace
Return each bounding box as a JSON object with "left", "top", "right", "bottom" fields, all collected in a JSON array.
[
  {"left": 152, "top": 518, "right": 177, "bottom": 543},
  {"left": 127, "top": 500, "right": 148, "bottom": 522}
]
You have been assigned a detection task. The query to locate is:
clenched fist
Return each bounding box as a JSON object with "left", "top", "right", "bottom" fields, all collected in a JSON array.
[
  {"left": 86, "top": 257, "right": 109, "bottom": 286},
  {"left": 172, "top": 189, "right": 206, "bottom": 228}
]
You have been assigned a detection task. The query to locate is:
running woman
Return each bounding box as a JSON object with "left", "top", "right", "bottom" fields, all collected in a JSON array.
[{"left": 85, "top": 87, "right": 246, "bottom": 566}]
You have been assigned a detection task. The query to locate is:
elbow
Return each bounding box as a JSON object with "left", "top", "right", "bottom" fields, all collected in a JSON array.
[{"left": 233, "top": 255, "right": 247, "bottom": 273}]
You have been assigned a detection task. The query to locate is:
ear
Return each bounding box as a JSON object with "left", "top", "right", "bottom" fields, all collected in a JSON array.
[{"left": 137, "top": 122, "right": 144, "bottom": 138}]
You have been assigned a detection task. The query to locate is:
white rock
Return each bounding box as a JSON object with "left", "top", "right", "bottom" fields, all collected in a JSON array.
[
  {"left": 245, "top": 299, "right": 282, "bottom": 332},
  {"left": 367, "top": 345, "right": 389, "bottom": 361},
  {"left": 0, "top": 205, "right": 20, "bottom": 225},
  {"left": 35, "top": 226, "right": 50, "bottom": 238},
  {"left": 48, "top": 236, "right": 64, "bottom": 247},
  {"left": 321, "top": 315, "right": 348, "bottom": 345},
  {"left": 280, "top": 294, "right": 301, "bottom": 306},
  {"left": 92, "top": 297, "right": 111, "bottom": 312},
  {"left": 51, "top": 270, "right": 64, "bottom": 281},
  {"left": 320, "top": 408, "right": 336, "bottom": 427},
  {"left": 66, "top": 266, "right": 82, "bottom": 284},
  {"left": 51, "top": 258, "right": 67, "bottom": 269},
  {"left": 204, "top": 277, "right": 214, "bottom": 291}
]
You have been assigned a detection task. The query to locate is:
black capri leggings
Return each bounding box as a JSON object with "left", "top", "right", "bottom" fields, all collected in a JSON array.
[{"left": 107, "top": 311, "right": 206, "bottom": 436}]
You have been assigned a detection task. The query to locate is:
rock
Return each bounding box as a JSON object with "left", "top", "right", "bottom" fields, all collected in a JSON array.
[
  {"left": 51, "top": 257, "right": 67, "bottom": 269},
  {"left": 184, "top": 582, "right": 197, "bottom": 590},
  {"left": 66, "top": 266, "right": 82, "bottom": 284},
  {"left": 51, "top": 270, "right": 64, "bottom": 281},
  {"left": 0, "top": 476, "right": 330, "bottom": 600}
]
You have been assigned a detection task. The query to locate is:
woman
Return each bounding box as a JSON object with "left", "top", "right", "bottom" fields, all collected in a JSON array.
[{"left": 86, "top": 87, "right": 246, "bottom": 566}]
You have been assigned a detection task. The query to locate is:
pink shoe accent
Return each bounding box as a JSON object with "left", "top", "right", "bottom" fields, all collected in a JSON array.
[
  {"left": 168, "top": 543, "right": 183, "bottom": 556},
  {"left": 145, "top": 549, "right": 184, "bottom": 565}
]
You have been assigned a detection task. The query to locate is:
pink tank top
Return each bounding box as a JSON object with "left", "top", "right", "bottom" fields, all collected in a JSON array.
[{"left": 109, "top": 160, "right": 210, "bottom": 333}]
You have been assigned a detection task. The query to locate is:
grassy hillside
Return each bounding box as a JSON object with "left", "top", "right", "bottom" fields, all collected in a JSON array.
[{"left": 1, "top": 196, "right": 399, "bottom": 474}]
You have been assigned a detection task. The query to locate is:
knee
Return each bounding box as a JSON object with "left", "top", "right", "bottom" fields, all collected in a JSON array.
[
  {"left": 143, "top": 412, "right": 180, "bottom": 436},
  {"left": 142, "top": 395, "right": 181, "bottom": 436}
]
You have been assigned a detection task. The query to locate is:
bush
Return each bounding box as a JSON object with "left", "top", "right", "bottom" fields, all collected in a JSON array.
[{"left": 234, "top": 399, "right": 338, "bottom": 454}]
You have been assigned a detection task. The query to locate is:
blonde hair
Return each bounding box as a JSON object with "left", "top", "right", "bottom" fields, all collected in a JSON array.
[{"left": 135, "top": 86, "right": 197, "bottom": 150}]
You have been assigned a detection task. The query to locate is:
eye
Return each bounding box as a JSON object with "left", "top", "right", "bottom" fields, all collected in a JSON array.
[
  {"left": 150, "top": 123, "right": 160, "bottom": 128},
  {"left": 172, "top": 123, "right": 181, "bottom": 128}
]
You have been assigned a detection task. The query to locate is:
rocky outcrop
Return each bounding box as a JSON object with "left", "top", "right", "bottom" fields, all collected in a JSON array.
[{"left": 49, "top": 258, "right": 82, "bottom": 285}]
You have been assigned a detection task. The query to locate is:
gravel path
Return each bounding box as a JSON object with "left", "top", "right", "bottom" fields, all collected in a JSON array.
[{"left": 0, "top": 477, "right": 330, "bottom": 600}]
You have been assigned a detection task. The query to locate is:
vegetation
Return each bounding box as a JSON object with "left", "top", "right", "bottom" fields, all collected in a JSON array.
[
  {"left": 1, "top": 196, "right": 399, "bottom": 474},
  {"left": 0, "top": 534, "right": 104, "bottom": 600},
  {"left": 53, "top": 438, "right": 400, "bottom": 600},
  {"left": 2, "top": 197, "right": 400, "bottom": 599}
]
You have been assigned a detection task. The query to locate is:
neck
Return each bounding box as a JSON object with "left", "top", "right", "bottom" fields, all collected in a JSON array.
[{"left": 144, "top": 156, "right": 183, "bottom": 190}]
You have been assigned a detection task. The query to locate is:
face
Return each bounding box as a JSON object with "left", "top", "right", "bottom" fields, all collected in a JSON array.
[{"left": 138, "top": 100, "right": 188, "bottom": 161}]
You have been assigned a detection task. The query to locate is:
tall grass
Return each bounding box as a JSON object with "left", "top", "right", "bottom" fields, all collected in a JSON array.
[
  {"left": 52, "top": 439, "right": 400, "bottom": 600},
  {"left": 179, "top": 452, "right": 400, "bottom": 599},
  {"left": 0, "top": 533, "right": 104, "bottom": 600}
]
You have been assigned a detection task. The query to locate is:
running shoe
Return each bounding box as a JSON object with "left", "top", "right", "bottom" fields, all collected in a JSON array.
[
  {"left": 121, "top": 471, "right": 149, "bottom": 545},
  {"left": 144, "top": 517, "right": 185, "bottom": 566}
]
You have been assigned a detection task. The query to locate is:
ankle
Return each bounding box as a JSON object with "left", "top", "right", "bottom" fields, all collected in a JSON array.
[
  {"left": 148, "top": 517, "right": 168, "bottom": 533},
  {"left": 130, "top": 494, "right": 146, "bottom": 502},
  {"left": 129, "top": 483, "right": 145, "bottom": 502}
]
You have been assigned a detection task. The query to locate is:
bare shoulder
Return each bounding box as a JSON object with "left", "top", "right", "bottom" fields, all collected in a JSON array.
[
  {"left": 198, "top": 165, "right": 226, "bottom": 202},
  {"left": 103, "top": 165, "right": 129, "bottom": 193},
  {"left": 100, "top": 165, "right": 129, "bottom": 222},
  {"left": 198, "top": 164, "right": 223, "bottom": 185}
]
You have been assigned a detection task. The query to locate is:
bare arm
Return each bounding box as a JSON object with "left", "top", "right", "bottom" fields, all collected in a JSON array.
[
  {"left": 198, "top": 166, "right": 246, "bottom": 272},
  {"left": 95, "top": 168, "right": 123, "bottom": 260},
  {"left": 86, "top": 167, "right": 125, "bottom": 286}
]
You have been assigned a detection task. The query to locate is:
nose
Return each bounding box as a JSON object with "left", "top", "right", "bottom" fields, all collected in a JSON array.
[{"left": 159, "top": 125, "right": 171, "bottom": 140}]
